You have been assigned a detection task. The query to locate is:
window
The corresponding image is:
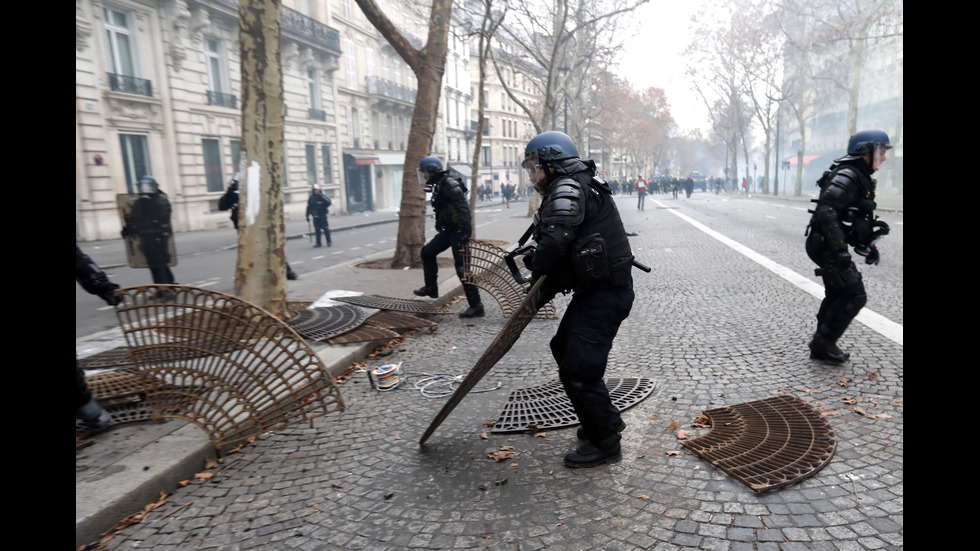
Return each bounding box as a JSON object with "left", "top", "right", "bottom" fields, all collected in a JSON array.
[
  {"left": 104, "top": 7, "right": 138, "bottom": 78},
  {"left": 345, "top": 39, "right": 356, "bottom": 88},
  {"left": 366, "top": 47, "right": 375, "bottom": 78},
  {"left": 205, "top": 38, "right": 228, "bottom": 94},
  {"left": 305, "top": 144, "right": 317, "bottom": 186},
  {"left": 230, "top": 140, "right": 241, "bottom": 174},
  {"left": 482, "top": 146, "right": 491, "bottom": 166},
  {"left": 322, "top": 145, "right": 333, "bottom": 183},
  {"left": 120, "top": 134, "right": 151, "bottom": 194},
  {"left": 381, "top": 54, "right": 390, "bottom": 80},
  {"left": 307, "top": 67, "right": 325, "bottom": 120},
  {"left": 203, "top": 139, "right": 224, "bottom": 192},
  {"left": 341, "top": 0, "right": 352, "bottom": 19}
]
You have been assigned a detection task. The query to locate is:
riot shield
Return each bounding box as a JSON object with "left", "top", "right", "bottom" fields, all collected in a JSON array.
[
  {"left": 117, "top": 193, "right": 177, "bottom": 269},
  {"left": 419, "top": 275, "right": 549, "bottom": 445}
]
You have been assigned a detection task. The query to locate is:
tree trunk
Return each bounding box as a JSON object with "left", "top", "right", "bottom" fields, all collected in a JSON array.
[{"left": 236, "top": 0, "right": 287, "bottom": 318}]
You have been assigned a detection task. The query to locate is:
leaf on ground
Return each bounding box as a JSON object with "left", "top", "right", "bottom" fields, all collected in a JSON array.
[
  {"left": 692, "top": 415, "right": 711, "bottom": 428},
  {"left": 852, "top": 406, "right": 867, "bottom": 416},
  {"left": 667, "top": 420, "right": 679, "bottom": 432},
  {"left": 835, "top": 376, "right": 849, "bottom": 387},
  {"left": 843, "top": 397, "right": 857, "bottom": 405},
  {"left": 194, "top": 472, "right": 213, "bottom": 482},
  {"left": 676, "top": 430, "right": 690, "bottom": 440},
  {"left": 666, "top": 450, "right": 682, "bottom": 456},
  {"left": 867, "top": 413, "right": 894, "bottom": 419},
  {"left": 868, "top": 371, "right": 878, "bottom": 379},
  {"left": 480, "top": 432, "right": 488, "bottom": 439}
]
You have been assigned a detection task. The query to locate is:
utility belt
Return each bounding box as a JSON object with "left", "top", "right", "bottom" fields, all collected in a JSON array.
[{"left": 571, "top": 233, "right": 633, "bottom": 290}]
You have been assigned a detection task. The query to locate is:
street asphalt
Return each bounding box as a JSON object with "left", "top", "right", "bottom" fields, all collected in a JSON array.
[{"left": 76, "top": 189, "right": 903, "bottom": 550}]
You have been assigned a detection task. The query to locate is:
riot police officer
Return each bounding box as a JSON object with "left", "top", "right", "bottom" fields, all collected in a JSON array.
[
  {"left": 413, "top": 156, "right": 484, "bottom": 319},
  {"left": 805, "top": 130, "right": 891, "bottom": 363},
  {"left": 522, "top": 131, "right": 636, "bottom": 468},
  {"left": 306, "top": 184, "right": 332, "bottom": 248},
  {"left": 122, "top": 175, "right": 177, "bottom": 289}
]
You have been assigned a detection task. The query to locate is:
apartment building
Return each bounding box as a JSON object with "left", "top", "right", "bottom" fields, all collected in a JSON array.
[{"left": 75, "top": 0, "right": 537, "bottom": 242}]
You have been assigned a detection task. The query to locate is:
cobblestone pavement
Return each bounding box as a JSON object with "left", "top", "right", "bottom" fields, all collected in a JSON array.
[{"left": 99, "top": 194, "right": 902, "bottom": 550}]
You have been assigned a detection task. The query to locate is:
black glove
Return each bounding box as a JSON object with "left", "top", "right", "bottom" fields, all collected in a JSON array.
[
  {"left": 96, "top": 283, "right": 121, "bottom": 306},
  {"left": 872, "top": 219, "right": 890, "bottom": 238},
  {"left": 864, "top": 246, "right": 880, "bottom": 265}
]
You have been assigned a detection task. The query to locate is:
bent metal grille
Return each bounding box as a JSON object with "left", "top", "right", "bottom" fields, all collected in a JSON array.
[{"left": 681, "top": 394, "right": 837, "bottom": 493}]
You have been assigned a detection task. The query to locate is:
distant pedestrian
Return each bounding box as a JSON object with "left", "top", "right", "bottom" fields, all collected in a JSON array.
[{"left": 636, "top": 176, "right": 647, "bottom": 210}]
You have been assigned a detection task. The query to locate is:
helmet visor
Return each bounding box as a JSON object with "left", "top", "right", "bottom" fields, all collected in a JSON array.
[{"left": 871, "top": 143, "right": 890, "bottom": 171}]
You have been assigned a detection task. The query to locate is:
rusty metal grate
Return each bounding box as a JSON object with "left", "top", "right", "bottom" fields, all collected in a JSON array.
[
  {"left": 681, "top": 394, "right": 837, "bottom": 493},
  {"left": 490, "top": 377, "right": 657, "bottom": 433},
  {"left": 328, "top": 325, "right": 400, "bottom": 344},
  {"left": 333, "top": 295, "right": 451, "bottom": 314},
  {"left": 88, "top": 284, "right": 346, "bottom": 454},
  {"left": 365, "top": 311, "right": 437, "bottom": 331},
  {"left": 287, "top": 305, "right": 367, "bottom": 342},
  {"left": 462, "top": 240, "right": 558, "bottom": 320},
  {"left": 78, "top": 347, "right": 135, "bottom": 370}
]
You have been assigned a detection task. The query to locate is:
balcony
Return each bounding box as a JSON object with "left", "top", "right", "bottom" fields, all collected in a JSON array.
[
  {"left": 309, "top": 108, "right": 326, "bottom": 121},
  {"left": 207, "top": 90, "right": 238, "bottom": 109},
  {"left": 282, "top": 7, "right": 341, "bottom": 55},
  {"left": 108, "top": 73, "right": 153, "bottom": 97},
  {"left": 365, "top": 76, "right": 416, "bottom": 104}
]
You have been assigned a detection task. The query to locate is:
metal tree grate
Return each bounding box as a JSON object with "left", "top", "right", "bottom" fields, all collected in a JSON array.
[
  {"left": 490, "top": 377, "right": 657, "bottom": 433},
  {"left": 462, "top": 240, "right": 558, "bottom": 320},
  {"left": 287, "top": 305, "right": 367, "bottom": 341},
  {"left": 365, "top": 311, "right": 437, "bottom": 331},
  {"left": 83, "top": 284, "right": 346, "bottom": 454},
  {"left": 78, "top": 347, "right": 135, "bottom": 370},
  {"left": 681, "top": 394, "right": 837, "bottom": 493},
  {"left": 328, "top": 325, "right": 400, "bottom": 344},
  {"left": 333, "top": 295, "right": 451, "bottom": 314}
]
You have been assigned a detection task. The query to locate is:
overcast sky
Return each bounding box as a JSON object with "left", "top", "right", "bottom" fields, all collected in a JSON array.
[{"left": 613, "top": 0, "right": 711, "bottom": 135}]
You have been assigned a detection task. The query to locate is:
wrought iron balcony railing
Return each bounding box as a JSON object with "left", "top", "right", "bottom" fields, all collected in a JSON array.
[
  {"left": 108, "top": 73, "right": 153, "bottom": 97},
  {"left": 365, "top": 76, "right": 416, "bottom": 104},
  {"left": 207, "top": 90, "right": 238, "bottom": 109}
]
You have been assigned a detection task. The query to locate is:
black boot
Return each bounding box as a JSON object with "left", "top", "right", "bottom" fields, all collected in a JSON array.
[
  {"left": 413, "top": 285, "right": 438, "bottom": 299},
  {"left": 577, "top": 419, "right": 626, "bottom": 440},
  {"left": 459, "top": 303, "right": 485, "bottom": 318},
  {"left": 287, "top": 267, "right": 299, "bottom": 280},
  {"left": 564, "top": 437, "right": 622, "bottom": 468},
  {"left": 808, "top": 333, "right": 849, "bottom": 363}
]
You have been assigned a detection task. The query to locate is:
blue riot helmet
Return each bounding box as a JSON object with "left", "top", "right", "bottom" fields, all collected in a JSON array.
[
  {"left": 138, "top": 175, "right": 159, "bottom": 194},
  {"left": 417, "top": 155, "right": 444, "bottom": 188},
  {"left": 840, "top": 130, "right": 892, "bottom": 164},
  {"left": 522, "top": 131, "right": 579, "bottom": 191}
]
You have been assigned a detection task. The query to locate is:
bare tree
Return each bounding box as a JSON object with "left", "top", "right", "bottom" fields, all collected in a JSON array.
[
  {"left": 236, "top": 0, "right": 288, "bottom": 318},
  {"left": 354, "top": 0, "right": 454, "bottom": 268},
  {"left": 459, "top": 0, "right": 508, "bottom": 230}
]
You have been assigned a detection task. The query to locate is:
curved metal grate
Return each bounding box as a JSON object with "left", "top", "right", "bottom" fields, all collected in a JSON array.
[
  {"left": 80, "top": 284, "right": 345, "bottom": 454},
  {"left": 333, "top": 294, "right": 451, "bottom": 315},
  {"left": 365, "top": 311, "right": 437, "bottom": 331},
  {"left": 328, "top": 325, "right": 400, "bottom": 344},
  {"left": 681, "top": 394, "right": 837, "bottom": 493},
  {"left": 78, "top": 347, "right": 135, "bottom": 370},
  {"left": 490, "top": 377, "right": 657, "bottom": 433},
  {"left": 287, "top": 305, "right": 367, "bottom": 341},
  {"left": 462, "top": 240, "right": 558, "bottom": 320}
]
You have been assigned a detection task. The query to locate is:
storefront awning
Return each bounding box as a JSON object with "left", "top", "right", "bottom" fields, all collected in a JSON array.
[
  {"left": 349, "top": 154, "right": 381, "bottom": 165},
  {"left": 782, "top": 155, "right": 822, "bottom": 166},
  {"left": 447, "top": 163, "right": 473, "bottom": 181}
]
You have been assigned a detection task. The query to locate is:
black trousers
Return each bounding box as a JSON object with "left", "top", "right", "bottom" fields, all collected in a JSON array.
[
  {"left": 420, "top": 230, "right": 481, "bottom": 307},
  {"left": 550, "top": 283, "right": 634, "bottom": 446}
]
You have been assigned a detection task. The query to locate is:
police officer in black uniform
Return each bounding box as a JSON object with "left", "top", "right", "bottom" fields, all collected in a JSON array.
[
  {"left": 218, "top": 174, "right": 298, "bottom": 280},
  {"left": 306, "top": 184, "right": 333, "bottom": 248},
  {"left": 122, "top": 175, "right": 177, "bottom": 288},
  {"left": 522, "top": 131, "right": 636, "bottom": 468},
  {"left": 76, "top": 244, "right": 121, "bottom": 429},
  {"left": 805, "top": 130, "right": 891, "bottom": 363},
  {"left": 413, "top": 156, "right": 484, "bottom": 319}
]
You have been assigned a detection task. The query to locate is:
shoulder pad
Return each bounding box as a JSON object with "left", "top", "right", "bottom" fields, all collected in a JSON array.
[{"left": 550, "top": 179, "right": 582, "bottom": 200}]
